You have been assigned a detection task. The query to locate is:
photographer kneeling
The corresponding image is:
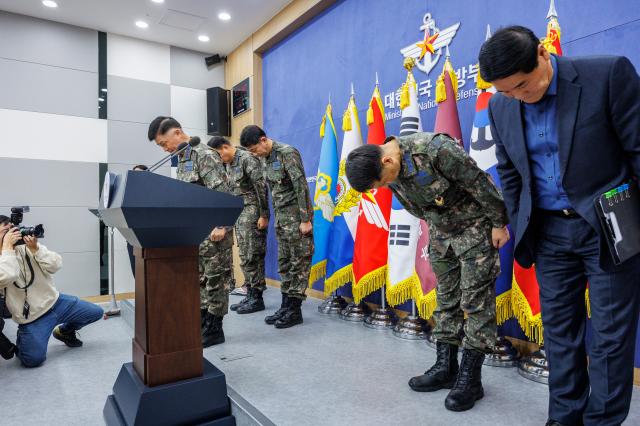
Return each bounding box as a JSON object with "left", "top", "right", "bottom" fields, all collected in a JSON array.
[{"left": 0, "top": 216, "right": 103, "bottom": 368}]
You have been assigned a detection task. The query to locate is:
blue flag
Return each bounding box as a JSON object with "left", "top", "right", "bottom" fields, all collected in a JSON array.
[
  {"left": 324, "top": 95, "right": 363, "bottom": 294},
  {"left": 309, "top": 103, "right": 339, "bottom": 286}
]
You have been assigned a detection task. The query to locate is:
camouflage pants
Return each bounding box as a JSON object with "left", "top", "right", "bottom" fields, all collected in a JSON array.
[
  {"left": 235, "top": 205, "right": 267, "bottom": 291},
  {"left": 275, "top": 205, "right": 314, "bottom": 300},
  {"left": 199, "top": 229, "right": 234, "bottom": 316},
  {"left": 431, "top": 241, "right": 499, "bottom": 353}
]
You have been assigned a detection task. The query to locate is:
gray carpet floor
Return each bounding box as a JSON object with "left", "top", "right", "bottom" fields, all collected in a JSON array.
[{"left": 1, "top": 290, "right": 639, "bottom": 426}]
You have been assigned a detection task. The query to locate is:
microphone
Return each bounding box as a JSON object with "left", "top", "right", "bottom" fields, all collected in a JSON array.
[{"left": 147, "top": 137, "right": 200, "bottom": 172}]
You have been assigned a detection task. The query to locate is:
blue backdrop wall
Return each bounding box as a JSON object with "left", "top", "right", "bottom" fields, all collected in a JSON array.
[{"left": 260, "top": 0, "right": 640, "bottom": 365}]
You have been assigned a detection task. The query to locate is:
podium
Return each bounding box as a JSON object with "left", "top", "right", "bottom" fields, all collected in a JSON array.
[{"left": 98, "top": 171, "right": 243, "bottom": 425}]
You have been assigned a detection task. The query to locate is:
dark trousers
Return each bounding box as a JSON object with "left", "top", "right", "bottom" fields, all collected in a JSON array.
[{"left": 533, "top": 212, "right": 640, "bottom": 426}]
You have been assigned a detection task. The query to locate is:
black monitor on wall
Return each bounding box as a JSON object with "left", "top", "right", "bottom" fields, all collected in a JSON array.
[{"left": 232, "top": 77, "right": 251, "bottom": 117}]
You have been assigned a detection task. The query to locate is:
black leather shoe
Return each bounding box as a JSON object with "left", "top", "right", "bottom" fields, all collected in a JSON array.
[
  {"left": 236, "top": 288, "right": 266, "bottom": 314},
  {"left": 265, "top": 293, "right": 289, "bottom": 325},
  {"left": 444, "top": 348, "right": 485, "bottom": 411},
  {"left": 274, "top": 297, "right": 303, "bottom": 328},
  {"left": 408, "top": 341, "right": 459, "bottom": 392}
]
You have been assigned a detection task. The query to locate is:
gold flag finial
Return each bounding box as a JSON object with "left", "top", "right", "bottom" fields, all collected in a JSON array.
[{"left": 403, "top": 57, "right": 416, "bottom": 72}]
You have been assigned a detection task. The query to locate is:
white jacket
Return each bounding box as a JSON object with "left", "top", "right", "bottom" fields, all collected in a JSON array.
[{"left": 0, "top": 244, "right": 62, "bottom": 325}]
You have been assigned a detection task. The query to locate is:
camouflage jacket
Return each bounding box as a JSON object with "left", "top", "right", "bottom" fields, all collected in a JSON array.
[
  {"left": 225, "top": 147, "right": 270, "bottom": 219},
  {"left": 389, "top": 132, "right": 508, "bottom": 255},
  {"left": 263, "top": 141, "right": 313, "bottom": 222},
  {"left": 176, "top": 139, "right": 230, "bottom": 193}
]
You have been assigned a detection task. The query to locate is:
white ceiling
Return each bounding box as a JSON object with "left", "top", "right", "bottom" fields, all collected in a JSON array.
[{"left": 0, "top": 0, "right": 292, "bottom": 54}]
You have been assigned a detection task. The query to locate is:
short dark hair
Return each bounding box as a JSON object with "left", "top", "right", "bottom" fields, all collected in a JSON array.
[
  {"left": 0, "top": 215, "right": 9, "bottom": 226},
  {"left": 240, "top": 125, "right": 266, "bottom": 148},
  {"left": 345, "top": 144, "right": 383, "bottom": 193},
  {"left": 132, "top": 164, "right": 148, "bottom": 171},
  {"left": 207, "top": 136, "right": 232, "bottom": 149},
  {"left": 147, "top": 116, "right": 182, "bottom": 141},
  {"left": 478, "top": 25, "right": 540, "bottom": 82}
]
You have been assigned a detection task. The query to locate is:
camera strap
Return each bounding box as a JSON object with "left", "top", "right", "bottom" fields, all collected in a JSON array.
[{"left": 13, "top": 253, "right": 35, "bottom": 319}]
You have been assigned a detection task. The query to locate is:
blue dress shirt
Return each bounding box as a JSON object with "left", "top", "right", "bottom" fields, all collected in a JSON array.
[{"left": 522, "top": 55, "right": 572, "bottom": 210}]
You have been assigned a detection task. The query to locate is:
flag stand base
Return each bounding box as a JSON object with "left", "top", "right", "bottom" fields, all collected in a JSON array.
[
  {"left": 518, "top": 347, "right": 549, "bottom": 384},
  {"left": 339, "top": 302, "right": 369, "bottom": 322},
  {"left": 392, "top": 315, "right": 429, "bottom": 340},
  {"left": 363, "top": 307, "right": 396, "bottom": 330},
  {"left": 318, "top": 294, "right": 348, "bottom": 315},
  {"left": 484, "top": 336, "right": 520, "bottom": 367}
]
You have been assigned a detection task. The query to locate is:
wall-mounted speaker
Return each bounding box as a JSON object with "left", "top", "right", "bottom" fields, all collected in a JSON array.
[{"left": 206, "top": 87, "right": 230, "bottom": 137}]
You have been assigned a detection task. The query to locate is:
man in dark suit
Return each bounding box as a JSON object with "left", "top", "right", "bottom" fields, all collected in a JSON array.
[{"left": 479, "top": 26, "right": 640, "bottom": 426}]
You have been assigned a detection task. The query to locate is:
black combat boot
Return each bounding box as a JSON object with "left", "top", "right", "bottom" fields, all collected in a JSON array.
[
  {"left": 265, "top": 293, "right": 289, "bottom": 325},
  {"left": 444, "top": 348, "right": 485, "bottom": 411},
  {"left": 202, "top": 315, "right": 225, "bottom": 348},
  {"left": 408, "top": 341, "right": 459, "bottom": 392},
  {"left": 0, "top": 332, "right": 16, "bottom": 360},
  {"left": 236, "top": 288, "right": 266, "bottom": 314},
  {"left": 230, "top": 296, "right": 249, "bottom": 311},
  {"left": 274, "top": 297, "right": 303, "bottom": 329}
]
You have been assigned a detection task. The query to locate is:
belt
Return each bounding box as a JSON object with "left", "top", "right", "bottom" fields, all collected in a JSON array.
[{"left": 537, "top": 208, "right": 579, "bottom": 218}]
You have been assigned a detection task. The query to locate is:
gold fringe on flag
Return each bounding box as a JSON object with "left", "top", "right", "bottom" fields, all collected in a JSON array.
[
  {"left": 352, "top": 266, "right": 387, "bottom": 304},
  {"left": 476, "top": 67, "right": 493, "bottom": 90},
  {"left": 308, "top": 260, "right": 326, "bottom": 288},
  {"left": 495, "top": 289, "right": 513, "bottom": 325},
  {"left": 399, "top": 83, "right": 410, "bottom": 110},
  {"left": 323, "top": 264, "right": 353, "bottom": 296},
  {"left": 511, "top": 278, "right": 544, "bottom": 344},
  {"left": 585, "top": 287, "right": 591, "bottom": 318},
  {"left": 435, "top": 73, "right": 447, "bottom": 103},
  {"left": 417, "top": 288, "right": 438, "bottom": 320},
  {"left": 385, "top": 271, "right": 420, "bottom": 306},
  {"left": 342, "top": 108, "right": 352, "bottom": 132}
]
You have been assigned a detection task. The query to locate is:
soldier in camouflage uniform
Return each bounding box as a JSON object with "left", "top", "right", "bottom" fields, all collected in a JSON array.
[
  {"left": 240, "top": 125, "right": 314, "bottom": 329},
  {"left": 346, "top": 132, "right": 509, "bottom": 412},
  {"left": 147, "top": 116, "right": 234, "bottom": 347},
  {"left": 208, "top": 136, "right": 269, "bottom": 315}
]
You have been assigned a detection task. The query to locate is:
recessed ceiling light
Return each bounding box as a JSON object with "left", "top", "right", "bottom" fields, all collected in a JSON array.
[
  {"left": 198, "top": 35, "right": 210, "bottom": 42},
  {"left": 151, "top": 0, "right": 164, "bottom": 3},
  {"left": 98, "top": 97, "right": 105, "bottom": 102},
  {"left": 42, "top": 1, "right": 58, "bottom": 8},
  {"left": 218, "top": 12, "right": 231, "bottom": 21},
  {"left": 135, "top": 21, "right": 149, "bottom": 29},
  {"left": 101, "top": 88, "right": 107, "bottom": 93}
]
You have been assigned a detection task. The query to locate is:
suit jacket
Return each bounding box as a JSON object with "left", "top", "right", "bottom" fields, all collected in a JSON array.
[{"left": 488, "top": 55, "right": 640, "bottom": 270}]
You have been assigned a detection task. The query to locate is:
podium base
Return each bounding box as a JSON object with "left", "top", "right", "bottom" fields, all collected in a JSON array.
[{"left": 104, "top": 359, "right": 235, "bottom": 426}]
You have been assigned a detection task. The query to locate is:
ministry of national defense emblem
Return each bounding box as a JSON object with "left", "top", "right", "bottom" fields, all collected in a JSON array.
[{"left": 400, "top": 13, "right": 461, "bottom": 75}]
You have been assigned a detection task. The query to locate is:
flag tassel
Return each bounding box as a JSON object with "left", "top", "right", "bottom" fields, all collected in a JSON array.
[
  {"left": 495, "top": 289, "right": 513, "bottom": 325},
  {"left": 386, "top": 272, "right": 420, "bottom": 306},
  {"left": 417, "top": 288, "right": 438, "bottom": 320},
  {"left": 308, "top": 260, "right": 327, "bottom": 288},
  {"left": 352, "top": 266, "right": 387, "bottom": 304},
  {"left": 323, "top": 264, "right": 354, "bottom": 296},
  {"left": 511, "top": 278, "right": 545, "bottom": 344}
]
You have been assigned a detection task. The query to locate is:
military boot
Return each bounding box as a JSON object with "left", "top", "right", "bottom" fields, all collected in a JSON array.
[
  {"left": 274, "top": 297, "right": 303, "bottom": 328},
  {"left": 265, "top": 293, "right": 289, "bottom": 325},
  {"left": 444, "top": 348, "right": 485, "bottom": 411},
  {"left": 202, "top": 315, "right": 225, "bottom": 348},
  {"left": 236, "top": 287, "right": 265, "bottom": 314},
  {"left": 230, "top": 295, "right": 249, "bottom": 311},
  {"left": 408, "top": 341, "right": 459, "bottom": 392}
]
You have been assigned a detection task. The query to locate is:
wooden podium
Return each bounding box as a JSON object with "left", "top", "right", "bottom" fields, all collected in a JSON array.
[{"left": 98, "top": 170, "right": 243, "bottom": 425}]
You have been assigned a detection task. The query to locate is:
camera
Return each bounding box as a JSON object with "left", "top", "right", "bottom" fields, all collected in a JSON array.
[{"left": 10, "top": 207, "right": 45, "bottom": 245}]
